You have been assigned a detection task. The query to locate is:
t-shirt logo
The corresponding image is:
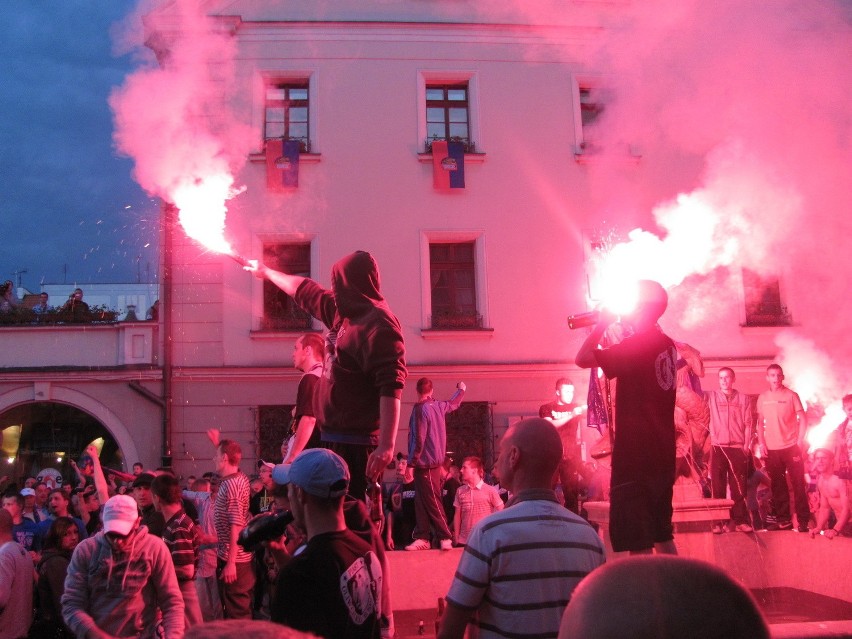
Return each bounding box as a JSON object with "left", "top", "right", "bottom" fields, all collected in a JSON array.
[
  {"left": 655, "top": 347, "right": 676, "bottom": 391},
  {"left": 340, "top": 551, "right": 382, "bottom": 625}
]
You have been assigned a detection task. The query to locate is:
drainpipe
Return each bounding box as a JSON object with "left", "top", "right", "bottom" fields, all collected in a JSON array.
[{"left": 161, "top": 202, "right": 176, "bottom": 469}]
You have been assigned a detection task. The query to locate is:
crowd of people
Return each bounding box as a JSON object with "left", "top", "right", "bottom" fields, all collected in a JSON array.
[
  {"left": 0, "top": 284, "right": 159, "bottom": 324},
  {"left": 0, "top": 253, "right": 846, "bottom": 639}
]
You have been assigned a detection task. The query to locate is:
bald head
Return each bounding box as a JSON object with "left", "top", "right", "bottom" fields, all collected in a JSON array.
[
  {"left": 186, "top": 620, "right": 319, "bottom": 639},
  {"left": 559, "top": 556, "right": 769, "bottom": 639},
  {"left": 496, "top": 418, "right": 562, "bottom": 491}
]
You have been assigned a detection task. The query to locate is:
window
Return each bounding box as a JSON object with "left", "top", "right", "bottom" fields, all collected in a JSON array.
[
  {"left": 426, "top": 83, "right": 472, "bottom": 152},
  {"left": 446, "top": 402, "right": 494, "bottom": 470},
  {"left": 265, "top": 82, "right": 310, "bottom": 152},
  {"left": 574, "top": 82, "right": 604, "bottom": 154},
  {"left": 262, "top": 243, "right": 312, "bottom": 330},
  {"left": 742, "top": 269, "right": 791, "bottom": 327},
  {"left": 429, "top": 242, "right": 481, "bottom": 329},
  {"left": 257, "top": 405, "right": 294, "bottom": 462}
]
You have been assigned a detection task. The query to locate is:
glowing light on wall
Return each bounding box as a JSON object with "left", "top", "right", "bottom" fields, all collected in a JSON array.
[
  {"left": 1, "top": 425, "right": 22, "bottom": 458},
  {"left": 806, "top": 402, "right": 843, "bottom": 451}
]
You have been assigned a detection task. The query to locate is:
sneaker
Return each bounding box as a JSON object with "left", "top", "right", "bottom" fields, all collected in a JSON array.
[
  {"left": 767, "top": 521, "right": 793, "bottom": 531},
  {"left": 440, "top": 539, "right": 453, "bottom": 551},
  {"left": 735, "top": 524, "right": 754, "bottom": 533},
  {"left": 405, "top": 539, "right": 431, "bottom": 551},
  {"left": 796, "top": 524, "right": 810, "bottom": 533},
  {"left": 711, "top": 524, "right": 724, "bottom": 534}
]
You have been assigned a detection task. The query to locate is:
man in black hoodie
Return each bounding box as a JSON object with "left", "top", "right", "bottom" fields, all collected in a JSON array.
[{"left": 254, "top": 250, "right": 407, "bottom": 499}]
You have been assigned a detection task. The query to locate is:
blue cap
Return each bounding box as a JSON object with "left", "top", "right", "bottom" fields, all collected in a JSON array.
[{"left": 272, "top": 448, "right": 350, "bottom": 498}]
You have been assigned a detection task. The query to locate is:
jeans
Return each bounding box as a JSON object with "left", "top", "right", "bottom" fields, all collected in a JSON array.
[
  {"left": 217, "top": 559, "right": 256, "bottom": 619},
  {"left": 766, "top": 444, "right": 809, "bottom": 526}
]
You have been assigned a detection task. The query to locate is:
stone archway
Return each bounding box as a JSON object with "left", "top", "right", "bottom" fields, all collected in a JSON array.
[{"left": 0, "top": 384, "right": 141, "bottom": 479}]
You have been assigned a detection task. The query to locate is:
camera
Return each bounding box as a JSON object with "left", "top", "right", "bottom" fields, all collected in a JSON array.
[{"left": 237, "top": 510, "right": 294, "bottom": 552}]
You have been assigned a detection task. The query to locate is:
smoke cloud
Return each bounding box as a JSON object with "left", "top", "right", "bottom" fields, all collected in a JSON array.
[
  {"left": 559, "top": 0, "right": 852, "bottom": 399},
  {"left": 110, "top": 0, "right": 252, "bottom": 253}
]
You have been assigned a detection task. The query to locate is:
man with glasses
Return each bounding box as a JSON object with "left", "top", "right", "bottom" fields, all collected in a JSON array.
[{"left": 62, "top": 494, "right": 184, "bottom": 639}]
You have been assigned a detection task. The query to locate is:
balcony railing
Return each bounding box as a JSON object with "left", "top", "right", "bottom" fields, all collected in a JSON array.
[
  {"left": 429, "top": 309, "right": 483, "bottom": 330},
  {"left": 0, "top": 306, "right": 120, "bottom": 326}
]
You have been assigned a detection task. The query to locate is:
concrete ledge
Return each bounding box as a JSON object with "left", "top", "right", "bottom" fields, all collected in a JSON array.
[{"left": 386, "top": 532, "right": 852, "bottom": 612}]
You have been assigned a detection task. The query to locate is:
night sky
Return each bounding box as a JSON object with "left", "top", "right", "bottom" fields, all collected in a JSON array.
[{"left": 0, "top": 2, "right": 159, "bottom": 290}]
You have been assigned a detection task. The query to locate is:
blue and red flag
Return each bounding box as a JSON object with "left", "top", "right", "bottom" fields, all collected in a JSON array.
[
  {"left": 431, "top": 140, "right": 465, "bottom": 189},
  {"left": 266, "top": 138, "right": 301, "bottom": 190}
]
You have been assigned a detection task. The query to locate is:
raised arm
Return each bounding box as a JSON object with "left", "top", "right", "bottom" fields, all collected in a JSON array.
[{"left": 250, "top": 263, "right": 306, "bottom": 298}]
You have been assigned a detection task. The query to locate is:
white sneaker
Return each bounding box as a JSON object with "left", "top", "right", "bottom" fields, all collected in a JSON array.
[
  {"left": 405, "top": 539, "right": 431, "bottom": 551},
  {"left": 440, "top": 539, "right": 453, "bottom": 551}
]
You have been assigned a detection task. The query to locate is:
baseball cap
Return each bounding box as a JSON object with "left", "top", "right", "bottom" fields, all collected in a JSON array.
[
  {"left": 258, "top": 459, "right": 275, "bottom": 470},
  {"left": 132, "top": 472, "right": 156, "bottom": 488},
  {"left": 20, "top": 488, "right": 35, "bottom": 497},
  {"left": 272, "top": 448, "right": 350, "bottom": 498},
  {"left": 102, "top": 495, "right": 140, "bottom": 535}
]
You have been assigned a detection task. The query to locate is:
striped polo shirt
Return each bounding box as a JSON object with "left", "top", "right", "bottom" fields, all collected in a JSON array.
[
  {"left": 163, "top": 509, "right": 201, "bottom": 581},
  {"left": 446, "top": 489, "right": 605, "bottom": 638},
  {"left": 214, "top": 471, "right": 253, "bottom": 564}
]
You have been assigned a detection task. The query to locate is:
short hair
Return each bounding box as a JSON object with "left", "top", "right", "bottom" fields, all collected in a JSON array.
[
  {"left": 191, "top": 478, "right": 210, "bottom": 491},
  {"left": 42, "top": 516, "right": 78, "bottom": 552},
  {"left": 299, "top": 333, "right": 325, "bottom": 359},
  {"left": 718, "top": 367, "right": 735, "bottom": 379},
  {"left": 842, "top": 394, "right": 852, "bottom": 406},
  {"left": 636, "top": 280, "right": 668, "bottom": 321},
  {"left": 2, "top": 493, "right": 23, "bottom": 508},
  {"left": 219, "top": 439, "right": 243, "bottom": 465},
  {"left": 49, "top": 488, "right": 69, "bottom": 504},
  {"left": 463, "top": 456, "right": 484, "bottom": 477},
  {"left": 813, "top": 448, "right": 835, "bottom": 460},
  {"left": 416, "top": 378, "right": 433, "bottom": 395},
  {"left": 133, "top": 462, "right": 144, "bottom": 469},
  {"left": 151, "top": 474, "right": 182, "bottom": 505},
  {"left": 555, "top": 377, "right": 573, "bottom": 389},
  {"left": 767, "top": 363, "right": 783, "bottom": 375}
]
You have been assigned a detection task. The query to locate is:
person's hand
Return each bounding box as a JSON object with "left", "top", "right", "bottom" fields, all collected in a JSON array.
[
  {"left": 206, "top": 429, "right": 221, "bottom": 447},
  {"left": 70, "top": 460, "right": 79, "bottom": 470},
  {"left": 596, "top": 307, "right": 618, "bottom": 327},
  {"left": 385, "top": 536, "right": 395, "bottom": 551},
  {"left": 759, "top": 443, "right": 768, "bottom": 458},
  {"left": 86, "top": 445, "right": 100, "bottom": 462},
  {"left": 245, "top": 261, "right": 267, "bottom": 279},
  {"left": 221, "top": 561, "right": 237, "bottom": 584},
  {"left": 367, "top": 444, "right": 394, "bottom": 481},
  {"left": 810, "top": 528, "right": 819, "bottom": 538},
  {"left": 824, "top": 528, "right": 839, "bottom": 540},
  {"left": 457, "top": 381, "right": 466, "bottom": 391}
]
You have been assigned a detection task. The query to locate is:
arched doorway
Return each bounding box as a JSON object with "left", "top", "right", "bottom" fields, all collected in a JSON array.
[{"left": 1, "top": 401, "right": 125, "bottom": 488}]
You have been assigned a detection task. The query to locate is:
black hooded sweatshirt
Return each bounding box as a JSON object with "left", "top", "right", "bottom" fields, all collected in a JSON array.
[{"left": 295, "top": 251, "right": 407, "bottom": 445}]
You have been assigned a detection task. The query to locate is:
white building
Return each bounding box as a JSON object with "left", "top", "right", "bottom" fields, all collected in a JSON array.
[{"left": 2, "top": 0, "right": 846, "bottom": 481}]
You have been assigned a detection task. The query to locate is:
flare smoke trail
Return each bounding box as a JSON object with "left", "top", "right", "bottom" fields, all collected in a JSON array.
[{"left": 109, "top": 0, "right": 253, "bottom": 254}]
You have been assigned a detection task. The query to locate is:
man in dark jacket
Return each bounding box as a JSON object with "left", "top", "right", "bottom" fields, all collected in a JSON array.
[{"left": 253, "top": 251, "right": 407, "bottom": 499}]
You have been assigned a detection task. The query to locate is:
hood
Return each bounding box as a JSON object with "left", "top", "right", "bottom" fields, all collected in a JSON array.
[{"left": 331, "top": 251, "right": 386, "bottom": 318}]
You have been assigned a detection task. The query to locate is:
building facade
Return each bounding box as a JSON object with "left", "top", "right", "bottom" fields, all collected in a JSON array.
[{"left": 2, "top": 0, "right": 833, "bottom": 482}]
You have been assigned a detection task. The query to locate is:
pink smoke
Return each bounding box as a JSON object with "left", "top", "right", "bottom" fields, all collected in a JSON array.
[{"left": 109, "top": 0, "right": 253, "bottom": 254}]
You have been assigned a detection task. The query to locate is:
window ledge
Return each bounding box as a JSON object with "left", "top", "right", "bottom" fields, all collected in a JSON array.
[
  {"left": 573, "top": 146, "right": 642, "bottom": 165},
  {"left": 739, "top": 324, "right": 796, "bottom": 335},
  {"left": 420, "top": 328, "right": 494, "bottom": 340},
  {"left": 417, "top": 152, "right": 487, "bottom": 164},
  {"left": 248, "top": 152, "right": 322, "bottom": 164},
  {"left": 250, "top": 329, "right": 321, "bottom": 340}
]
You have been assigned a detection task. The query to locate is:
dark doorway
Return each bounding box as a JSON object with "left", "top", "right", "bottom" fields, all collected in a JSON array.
[{"left": 0, "top": 402, "right": 122, "bottom": 487}]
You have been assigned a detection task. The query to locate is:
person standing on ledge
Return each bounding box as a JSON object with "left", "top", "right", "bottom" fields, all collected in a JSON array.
[
  {"left": 575, "top": 280, "right": 678, "bottom": 555},
  {"left": 251, "top": 250, "right": 407, "bottom": 499}
]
